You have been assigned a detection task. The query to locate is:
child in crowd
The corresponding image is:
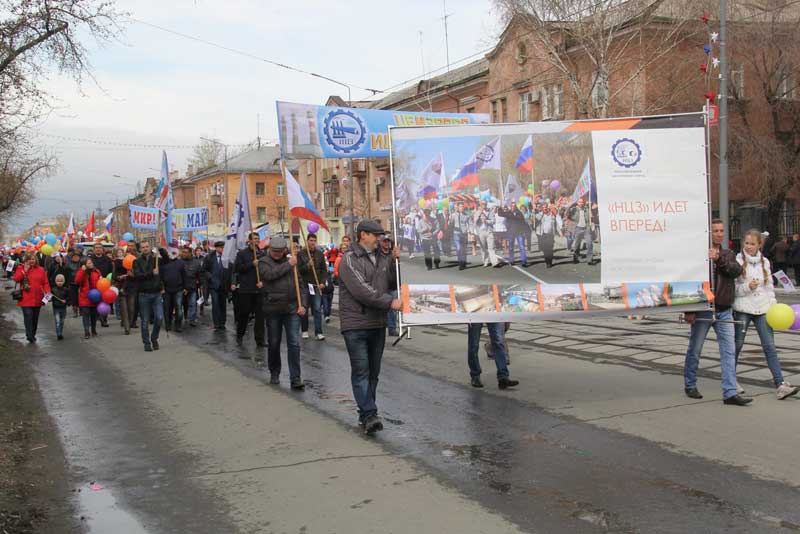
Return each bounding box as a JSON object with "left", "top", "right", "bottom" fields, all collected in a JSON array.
[
  {"left": 733, "top": 229, "right": 799, "bottom": 400},
  {"left": 52, "top": 274, "right": 69, "bottom": 340}
]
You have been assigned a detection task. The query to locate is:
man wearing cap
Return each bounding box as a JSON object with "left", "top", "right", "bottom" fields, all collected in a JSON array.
[
  {"left": 338, "top": 220, "right": 402, "bottom": 434},
  {"left": 202, "top": 241, "right": 231, "bottom": 330},
  {"left": 234, "top": 232, "right": 266, "bottom": 347},
  {"left": 258, "top": 236, "right": 308, "bottom": 390}
]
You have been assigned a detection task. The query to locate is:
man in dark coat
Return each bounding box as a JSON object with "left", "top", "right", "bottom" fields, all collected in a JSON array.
[
  {"left": 202, "top": 241, "right": 231, "bottom": 331},
  {"left": 234, "top": 232, "right": 266, "bottom": 346}
]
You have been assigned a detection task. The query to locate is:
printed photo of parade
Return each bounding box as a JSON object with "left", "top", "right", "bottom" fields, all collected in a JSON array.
[{"left": 391, "top": 131, "right": 599, "bottom": 288}]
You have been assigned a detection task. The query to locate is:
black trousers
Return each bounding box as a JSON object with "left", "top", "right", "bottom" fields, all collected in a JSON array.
[
  {"left": 236, "top": 292, "right": 265, "bottom": 344},
  {"left": 22, "top": 306, "right": 41, "bottom": 341}
]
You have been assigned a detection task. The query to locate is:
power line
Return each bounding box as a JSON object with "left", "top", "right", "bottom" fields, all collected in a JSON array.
[{"left": 39, "top": 133, "right": 277, "bottom": 150}]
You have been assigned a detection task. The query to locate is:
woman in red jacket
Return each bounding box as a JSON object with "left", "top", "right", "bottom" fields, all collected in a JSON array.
[
  {"left": 74, "top": 257, "right": 101, "bottom": 339},
  {"left": 13, "top": 252, "right": 51, "bottom": 343}
]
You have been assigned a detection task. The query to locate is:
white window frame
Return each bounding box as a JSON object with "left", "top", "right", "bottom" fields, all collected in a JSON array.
[
  {"left": 519, "top": 92, "right": 530, "bottom": 122},
  {"left": 276, "top": 183, "right": 285, "bottom": 196},
  {"left": 541, "top": 87, "right": 552, "bottom": 120}
]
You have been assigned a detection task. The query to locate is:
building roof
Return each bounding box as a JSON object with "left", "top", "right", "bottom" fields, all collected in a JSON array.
[
  {"left": 186, "top": 145, "right": 297, "bottom": 182},
  {"left": 367, "top": 58, "right": 490, "bottom": 110}
]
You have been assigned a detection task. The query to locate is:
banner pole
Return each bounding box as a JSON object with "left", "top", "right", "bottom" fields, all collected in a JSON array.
[
  {"left": 289, "top": 217, "right": 302, "bottom": 308},
  {"left": 298, "top": 223, "right": 321, "bottom": 290}
]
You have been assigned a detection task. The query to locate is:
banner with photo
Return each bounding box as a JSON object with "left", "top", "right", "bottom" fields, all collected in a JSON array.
[
  {"left": 129, "top": 204, "right": 160, "bottom": 230},
  {"left": 173, "top": 207, "right": 209, "bottom": 232},
  {"left": 277, "top": 101, "right": 489, "bottom": 160},
  {"left": 389, "top": 113, "right": 713, "bottom": 325}
]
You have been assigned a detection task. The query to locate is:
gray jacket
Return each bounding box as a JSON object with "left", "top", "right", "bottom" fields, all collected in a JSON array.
[
  {"left": 338, "top": 242, "right": 397, "bottom": 332},
  {"left": 258, "top": 253, "right": 308, "bottom": 315}
]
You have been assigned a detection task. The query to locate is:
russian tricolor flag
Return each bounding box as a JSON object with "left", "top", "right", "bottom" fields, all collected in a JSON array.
[
  {"left": 285, "top": 164, "right": 329, "bottom": 231},
  {"left": 515, "top": 135, "right": 534, "bottom": 173},
  {"left": 450, "top": 156, "right": 479, "bottom": 191}
]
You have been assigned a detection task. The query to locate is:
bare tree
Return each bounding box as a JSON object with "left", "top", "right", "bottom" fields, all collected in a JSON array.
[
  {"left": 493, "top": 0, "right": 704, "bottom": 118},
  {"left": 0, "top": 137, "right": 55, "bottom": 218},
  {"left": 188, "top": 137, "right": 225, "bottom": 173}
]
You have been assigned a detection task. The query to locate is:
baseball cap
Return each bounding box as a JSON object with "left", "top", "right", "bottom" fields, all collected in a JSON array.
[
  {"left": 269, "top": 236, "right": 288, "bottom": 250},
  {"left": 356, "top": 220, "right": 388, "bottom": 235}
]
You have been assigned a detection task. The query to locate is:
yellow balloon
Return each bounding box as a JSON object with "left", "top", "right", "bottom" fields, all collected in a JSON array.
[
  {"left": 766, "top": 303, "right": 795, "bottom": 330},
  {"left": 417, "top": 199, "right": 427, "bottom": 208},
  {"left": 41, "top": 244, "right": 54, "bottom": 256}
]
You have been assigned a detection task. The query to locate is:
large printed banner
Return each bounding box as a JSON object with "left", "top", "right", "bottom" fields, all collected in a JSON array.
[
  {"left": 173, "top": 207, "right": 209, "bottom": 232},
  {"left": 389, "top": 113, "right": 712, "bottom": 325},
  {"left": 129, "top": 204, "right": 160, "bottom": 230},
  {"left": 277, "top": 101, "right": 489, "bottom": 160}
]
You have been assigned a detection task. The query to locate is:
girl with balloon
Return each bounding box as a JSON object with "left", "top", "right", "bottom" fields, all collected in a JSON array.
[
  {"left": 733, "top": 229, "right": 799, "bottom": 400},
  {"left": 75, "top": 257, "right": 102, "bottom": 339}
]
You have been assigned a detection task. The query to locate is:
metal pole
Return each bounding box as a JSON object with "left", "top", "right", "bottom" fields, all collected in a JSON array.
[
  {"left": 349, "top": 163, "right": 355, "bottom": 238},
  {"left": 718, "top": 0, "right": 729, "bottom": 249}
]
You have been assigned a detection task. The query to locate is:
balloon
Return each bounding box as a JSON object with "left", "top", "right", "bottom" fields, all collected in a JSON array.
[
  {"left": 122, "top": 232, "right": 134, "bottom": 242},
  {"left": 766, "top": 303, "right": 795, "bottom": 330},
  {"left": 550, "top": 180, "right": 561, "bottom": 190},
  {"left": 123, "top": 255, "right": 135, "bottom": 270},
  {"left": 527, "top": 184, "right": 534, "bottom": 191},
  {"left": 102, "top": 289, "right": 117, "bottom": 304},
  {"left": 508, "top": 295, "right": 521, "bottom": 306},
  {"left": 307, "top": 222, "right": 320, "bottom": 234},
  {"left": 118, "top": 240, "right": 128, "bottom": 248},
  {"left": 418, "top": 199, "right": 427, "bottom": 208},
  {"left": 45, "top": 233, "right": 57, "bottom": 245},
  {"left": 41, "top": 244, "right": 54, "bottom": 256},
  {"left": 88, "top": 289, "right": 102, "bottom": 304},
  {"left": 97, "top": 302, "right": 111, "bottom": 316},
  {"left": 107, "top": 273, "right": 113, "bottom": 280},
  {"left": 790, "top": 304, "right": 800, "bottom": 331},
  {"left": 110, "top": 286, "right": 120, "bottom": 296},
  {"left": 96, "top": 278, "right": 111, "bottom": 292},
  {"left": 542, "top": 180, "right": 550, "bottom": 187},
  {"left": 473, "top": 187, "right": 480, "bottom": 194}
]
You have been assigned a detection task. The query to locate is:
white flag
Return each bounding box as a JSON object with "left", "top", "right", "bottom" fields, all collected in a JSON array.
[
  {"left": 504, "top": 174, "right": 522, "bottom": 203},
  {"left": 475, "top": 137, "right": 501, "bottom": 171},
  {"left": 221, "top": 173, "right": 252, "bottom": 266},
  {"left": 417, "top": 153, "right": 446, "bottom": 199},
  {"left": 66, "top": 213, "right": 75, "bottom": 236}
]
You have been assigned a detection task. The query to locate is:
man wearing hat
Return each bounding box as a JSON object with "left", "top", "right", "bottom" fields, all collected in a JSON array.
[
  {"left": 202, "top": 241, "right": 231, "bottom": 330},
  {"left": 234, "top": 232, "right": 266, "bottom": 346},
  {"left": 338, "top": 220, "right": 401, "bottom": 434},
  {"left": 258, "top": 236, "right": 308, "bottom": 390}
]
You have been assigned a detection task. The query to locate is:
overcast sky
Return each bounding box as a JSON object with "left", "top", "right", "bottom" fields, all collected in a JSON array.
[{"left": 11, "top": 0, "right": 502, "bottom": 235}]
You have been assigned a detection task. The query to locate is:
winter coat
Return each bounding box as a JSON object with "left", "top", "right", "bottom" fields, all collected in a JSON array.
[
  {"left": 234, "top": 247, "right": 264, "bottom": 293},
  {"left": 733, "top": 252, "right": 777, "bottom": 315},
  {"left": 51, "top": 285, "right": 69, "bottom": 309},
  {"left": 337, "top": 242, "right": 397, "bottom": 332},
  {"left": 183, "top": 257, "right": 202, "bottom": 289},
  {"left": 133, "top": 253, "right": 163, "bottom": 294},
  {"left": 297, "top": 247, "right": 327, "bottom": 287},
  {"left": 13, "top": 265, "right": 51, "bottom": 308},
  {"left": 47, "top": 262, "right": 70, "bottom": 287},
  {"left": 258, "top": 254, "right": 308, "bottom": 315},
  {"left": 160, "top": 257, "right": 187, "bottom": 293},
  {"left": 202, "top": 252, "right": 231, "bottom": 292},
  {"left": 74, "top": 267, "right": 101, "bottom": 308}
]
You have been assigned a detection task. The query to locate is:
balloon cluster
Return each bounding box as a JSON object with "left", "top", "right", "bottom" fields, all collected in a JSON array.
[
  {"left": 766, "top": 303, "right": 800, "bottom": 331},
  {"left": 93, "top": 277, "right": 119, "bottom": 316}
]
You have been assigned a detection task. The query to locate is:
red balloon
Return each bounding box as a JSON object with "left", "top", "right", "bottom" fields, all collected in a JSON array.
[
  {"left": 102, "top": 289, "right": 117, "bottom": 304},
  {"left": 118, "top": 240, "right": 128, "bottom": 248}
]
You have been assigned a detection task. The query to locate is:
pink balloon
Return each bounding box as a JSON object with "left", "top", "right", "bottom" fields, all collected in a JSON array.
[{"left": 790, "top": 304, "right": 800, "bottom": 331}]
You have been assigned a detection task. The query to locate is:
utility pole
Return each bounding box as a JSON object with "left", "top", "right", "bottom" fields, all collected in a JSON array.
[
  {"left": 443, "top": 0, "right": 452, "bottom": 72},
  {"left": 718, "top": 0, "right": 729, "bottom": 248}
]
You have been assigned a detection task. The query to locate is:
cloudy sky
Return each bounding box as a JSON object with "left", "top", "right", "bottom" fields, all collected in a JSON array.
[{"left": 13, "top": 0, "right": 502, "bottom": 235}]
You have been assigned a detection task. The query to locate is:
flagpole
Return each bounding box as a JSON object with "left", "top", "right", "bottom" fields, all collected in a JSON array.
[
  {"left": 298, "top": 223, "right": 322, "bottom": 290},
  {"left": 289, "top": 217, "right": 303, "bottom": 309}
]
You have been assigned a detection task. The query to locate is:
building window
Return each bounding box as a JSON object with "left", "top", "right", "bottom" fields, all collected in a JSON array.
[
  {"left": 729, "top": 63, "right": 745, "bottom": 98},
  {"left": 491, "top": 99, "right": 499, "bottom": 123},
  {"left": 499, "top": 97, "right": 507, "bottom": 122},
  {"left": 779, "top": 73, "right": 797, "bottom": 100},
  {"left": 553, "top": 84, "right": 563, "bottom": 118},
  {"left": 255, "top": 182, "right": 265, "bottom": 196},
  {"left": 519, "top": 92, "right": 539, "bottom": 121},
  {"left": 256, "top": 207, "right": 267, "bottom": 222},
  {"left": 276, "top": 182, "right": 285, "bottom": 196},
  {"left": 277, "top": 206, "right": 286, "bottom": 222},
  {"left": 466, "top": 106, "right": 475, "bottom": 113}
]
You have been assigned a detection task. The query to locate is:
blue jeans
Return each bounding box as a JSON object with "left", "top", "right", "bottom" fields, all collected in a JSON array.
[
  {"left": 210, "top": 288, "right": 227, "bottom": 328},
  {"left": 684, "top": 309, "right": 738, "bottom": 399},
  {"left": 572, "top": 226, "right": 594, "bottom": 262},
  {"left": 185, "top": 289, "right": 198, "bottom": 322},
  {"left": 387, "top": 290, "right": 398, "bottom": 330},
  {"left": 138, "top": 292, "right": 163, "bottom": 345},
  {"left": 467, "top": 323, "right": 509, "bottom": 379},
  {"left": 322, "top": 291, "right": 333, "bottom": 318},
  {"left": 734, "top": 311, "right": 784, "bottom": 387},
  {"left": 453, "top": 230, "right": 468, "bottom": 264},
  {"left": 508, "top": 232, "right": 527, "bottom": 264},
  {"left": 267, "top": 313, "right": 301, "bottom": 382},
  {"left": 343, "top": 328, "right": 386, "bottom": 422},
  {"left": 300, "top": 293, "right": 323, "bottom": 335},
  {"left": 53, "top": 307, "right": 66, "bottom": 337}
]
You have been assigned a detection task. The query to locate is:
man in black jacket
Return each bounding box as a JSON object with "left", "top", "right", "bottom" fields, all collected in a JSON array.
[
  {"left": 258, "top": 237, "right": 307, "bottom": 389},
  {"left": 234, "top": 232, "right": 266, "bottom": 346},
  {"left": 297, "top": 232, "right": 327, "bottom": 340},
  {"left": 202, "top": 241, "right": 231, "bottom": 330},
  {"left": 133, "top": 241, "right": 164, "bottom": 352},
  {"left": 160, "top": 250, "right": 187, "bottom": 332}
]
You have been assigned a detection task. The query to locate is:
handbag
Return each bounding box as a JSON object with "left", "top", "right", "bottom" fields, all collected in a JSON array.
[{"left": 11, "top": 283, "right": 22, "bottom": 301}]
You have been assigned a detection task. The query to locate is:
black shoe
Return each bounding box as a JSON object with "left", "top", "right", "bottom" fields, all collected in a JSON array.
[
  {"left": 101, "top": 322, "right": 109, "bottom": 328},
  {"left": 471, "top": 377, "right": 484, "bottom": 388},
  {"left": 291, "top": 381, "right": 305, "bottom": 391},
  {"left": 498, "top": 378, "right": 519, "bottom": 390},
  {"left": 57, "top": 335, "right": 64, "bottom": 340},
  {"left": 458, "top": 264, "right": 466, "bottom": 271},
  {"left": 522, "top": 262, "right": 529, "bottom": 268},
  {"left": 388, "top": 329, "right": 399, "bottom": 337},
  {"left": 363, "top": 415, "right": 383, "bottom": 435},
  {"left": 152, "top": 340, "right": 159, "bottom": 350},
  {"left": 269, "top": 374, "right": 280, "bottom": 385},
  {"left": 684, "top": 387, "right": 703, "bottom": 399},
  {"left": 723, "top": 394, "right": 753, "bottom": 406},
  {"left": 144, "top": 344, "right": 152, "bottom": 352}
]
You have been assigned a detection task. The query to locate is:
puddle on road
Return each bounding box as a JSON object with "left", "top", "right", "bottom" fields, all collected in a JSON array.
[{"left": 77, "top": 483, "right": 150, "bottom": 534}]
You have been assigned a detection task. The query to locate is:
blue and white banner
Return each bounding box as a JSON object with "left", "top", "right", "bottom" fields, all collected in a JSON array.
[
  {"left": 277, "top": 101, "right": 489, "bottom": 160},
  {"left": 173, "top": 207, "right": 209, "bottom": 232},
  {"left": 129, "top": 204, "right": 160, "bottom": 230}
]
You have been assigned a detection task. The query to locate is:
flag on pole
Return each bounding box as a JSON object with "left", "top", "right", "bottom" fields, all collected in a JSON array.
[
  {"left": 221, "top": 173, "right": 252, "bottom": 266},
  {"left": 103, "top": 212, "right": 113, "bottom": 235},
  {"left": 475, "top": 137, "right": 501, "bottom": 170},
  {"left": 66, "top": 213, "right": 75, "bottom": 237},
  {"left": 154, "top": 151, "right": 175, "bottom": 247},
  {"left": 504, "top": 174, "right": 522, "bottom": 203},
  {"left": 515, "top": 135, "right": 534, "bottom": 173},
  {"left": 450, "top": 156, "right": 479, "bottom": 191},
  {"left": 570, "top": 159, "right": 593, "bottom": 204},
  {"left": 417, "top": 153, "right": 446, "bottom": 199},
  {"left": 85, "top": 212, "right": 95, "bottom": 238},
  {"left": 285, "top": 164, "right": 329, "bottom": 231}
]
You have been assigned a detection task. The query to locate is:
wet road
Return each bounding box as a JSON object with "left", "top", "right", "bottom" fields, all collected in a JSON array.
[{"left": 7, "top": 298, "right": 800, "bottom": 533}]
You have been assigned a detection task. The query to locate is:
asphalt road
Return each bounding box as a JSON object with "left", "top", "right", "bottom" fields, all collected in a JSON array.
[{"left": 5, "top": 288, "right": 800, "bottom": 534}]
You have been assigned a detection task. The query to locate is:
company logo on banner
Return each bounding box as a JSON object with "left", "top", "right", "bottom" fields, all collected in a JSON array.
[
  {"left": 323, "top": 109, "right": 367, "bottom": 155},
  {"left": 611, "top": 138, "right": 642, "bottom": 168},
  {"left": 173, "top": 207, "right": 209, "bottom": 232}
]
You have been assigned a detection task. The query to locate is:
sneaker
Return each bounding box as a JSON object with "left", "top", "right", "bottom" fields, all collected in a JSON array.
[
  {"left": 363, "top": 415, "right": 384, "bottom": 435},
  {"left": 735, "top": 381, "right": 745, "bottom": 395},
  {"left": 723, "top": 394, "right": 753, "bottom": 406},
  {"left": 316, "top": 334, "right": 325, "bottom": 340},
  {"left": 301, "top": 331, "right": 309, "bottom": 339},
  {"left": 409, "top": 254, "right": 416, "bottom": 259},
  {"left": 144, "top": 344, "right": 152, "bottom": 352},
  {"left": 152, "top": 340, "right": 159, "bottom": 350},
  {"left": 777, "top": 382, "right": 799, "bottom": 400}
]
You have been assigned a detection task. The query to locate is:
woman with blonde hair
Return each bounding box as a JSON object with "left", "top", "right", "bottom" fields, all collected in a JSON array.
[{"left": 733, "top": 229, "right": 799, "bottom": 399}]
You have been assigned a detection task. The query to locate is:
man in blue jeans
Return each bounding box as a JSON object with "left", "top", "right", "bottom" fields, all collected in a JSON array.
[
  {"left": 339, "top": 221, "right": 401, "bottom": 434},
  {"left": 298, "top": 233, "right": 327, "bottom": 340},
  {"left": 683, "top": 219, "right": 752, "bottom": 405},
  {"left": 133, "top": 241, "right": 164, "bottom": 352},
  {"left": 468, "top": 322, "right": 519, "bottom": 389}
]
